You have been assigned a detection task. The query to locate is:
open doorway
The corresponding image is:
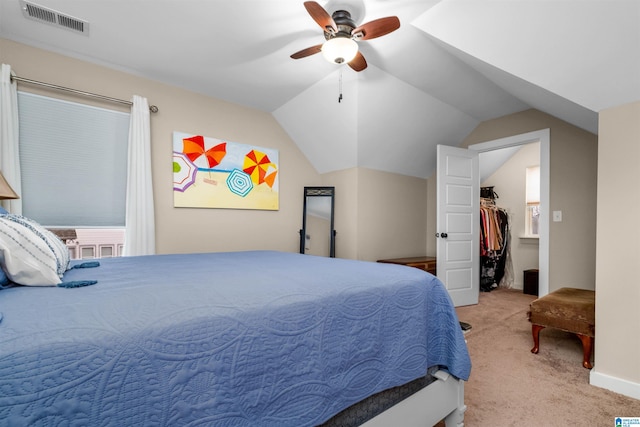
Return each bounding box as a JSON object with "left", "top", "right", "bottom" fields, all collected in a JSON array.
[
  {"left": 477, "top": 142, "right": 540, "bottom": 292},
  {"left": 469, "top": 129, "right": 550, "bottom": 297}
]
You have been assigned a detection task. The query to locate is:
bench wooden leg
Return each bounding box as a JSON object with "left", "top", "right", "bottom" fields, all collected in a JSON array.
[
  {"left": 531, "top": 324, "right": 545, "bottom": 354},
  {"left": 576, "top": 334, "right": 593, "bottom": 369}
]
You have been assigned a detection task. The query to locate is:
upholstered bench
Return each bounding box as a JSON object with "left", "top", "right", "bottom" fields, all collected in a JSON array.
[{"left": 528, "top": 287, "right": 595, "bottom": 369}]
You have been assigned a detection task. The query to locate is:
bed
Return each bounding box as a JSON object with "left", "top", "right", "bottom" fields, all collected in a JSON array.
[{"left": 0, "top": 249, "right": 470, "bottom": 426}]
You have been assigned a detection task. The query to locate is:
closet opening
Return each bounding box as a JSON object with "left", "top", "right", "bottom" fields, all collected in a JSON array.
[
  {"left": 470, "top": 129, "right": 549, "bottom": 297},
  {"left": 479, "top": 186, "right": 511, "bottom": 292}
]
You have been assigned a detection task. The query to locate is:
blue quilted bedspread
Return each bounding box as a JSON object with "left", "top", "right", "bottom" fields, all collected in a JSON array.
[{"left": 0, "top": 251, "right": 470, "bottom": 426}]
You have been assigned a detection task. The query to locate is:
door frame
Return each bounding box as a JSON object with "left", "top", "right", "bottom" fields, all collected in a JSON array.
[{"left": 468, "top": 128, "right": 550, "bottom": 297}]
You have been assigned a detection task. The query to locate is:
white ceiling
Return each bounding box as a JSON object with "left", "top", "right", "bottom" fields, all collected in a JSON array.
[{"left": 1, "top": 0, "right": 638, "bottom": 179}]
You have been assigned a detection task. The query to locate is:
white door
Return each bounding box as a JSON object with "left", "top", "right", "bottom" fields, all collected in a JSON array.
[{"left": 436, "top": 145, "right": 479, "bottom": 307}]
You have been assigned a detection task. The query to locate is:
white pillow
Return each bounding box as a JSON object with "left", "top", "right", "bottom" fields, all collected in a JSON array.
[{"left": 0, "top": 214, "right": 70, "bottom": 286}]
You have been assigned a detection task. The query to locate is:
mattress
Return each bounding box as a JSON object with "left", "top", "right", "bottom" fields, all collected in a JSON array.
[
  {"left": 0, "top": 250, "right": 470, "bottom": 426},
  {"left": 319, "top": 367, "right": 439, "bottom": 426}
]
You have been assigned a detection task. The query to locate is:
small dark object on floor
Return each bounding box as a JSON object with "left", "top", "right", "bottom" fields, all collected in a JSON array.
[{"left": 460, "top": 321, "right": 472, "bottom": 331}]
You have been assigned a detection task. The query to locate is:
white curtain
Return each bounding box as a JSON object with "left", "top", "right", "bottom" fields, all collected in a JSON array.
[
  {"left": 123, "top": 95, "right": 155, "bottom": 256},
  {"left": 0, "top": 64, "right": 22, "bottom": 214}
]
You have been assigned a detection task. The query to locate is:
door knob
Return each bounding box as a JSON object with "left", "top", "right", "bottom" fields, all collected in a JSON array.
[{"left": 440, "top": 232, "right": 448, "bottom": 238}]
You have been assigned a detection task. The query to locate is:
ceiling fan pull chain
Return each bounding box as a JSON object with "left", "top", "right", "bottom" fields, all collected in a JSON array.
[{"left": 338, "top": 69, "right": 343, "bottom": 103}]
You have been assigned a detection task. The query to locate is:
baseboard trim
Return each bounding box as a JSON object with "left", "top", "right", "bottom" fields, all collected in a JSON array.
[{"left": 590, "top": 369, "right": 640, "bottom": 400}]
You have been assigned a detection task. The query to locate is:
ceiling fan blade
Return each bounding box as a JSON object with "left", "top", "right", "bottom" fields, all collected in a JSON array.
[
  {"left": 290, "top": 44, "right": 323, "bottom": 59},
  {"left": 352, "top": 16, "right": 400, "bottom": 40},
  {"left": 348, "top": 51, "right": 367, "bottom": 72},
  {"left": 304, "top": 1, "right": 337, "bottom": 33}
]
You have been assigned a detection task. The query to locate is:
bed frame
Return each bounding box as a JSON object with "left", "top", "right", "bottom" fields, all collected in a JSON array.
[{"left": 362, "top": 371, "right": 466, "bottom": 427}]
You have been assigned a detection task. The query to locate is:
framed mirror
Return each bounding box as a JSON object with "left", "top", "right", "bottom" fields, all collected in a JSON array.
[{"left": 300, "top": 186, "right": 335, "bottom": 257}]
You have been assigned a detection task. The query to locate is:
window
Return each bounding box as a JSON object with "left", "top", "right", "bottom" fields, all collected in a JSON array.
[
  {"left": 17, "top": 92, "right": 130, "bottom": 259},
  {"left": 17, "top": 91, "right": 130, "bottom": 227},
  {"left": 525, "top": 165, "right": 540, "bottom": 236}
]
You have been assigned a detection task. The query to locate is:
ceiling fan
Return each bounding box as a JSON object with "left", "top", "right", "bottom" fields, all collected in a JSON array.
[{"left": 290, "top": 1, "right": 400, "bottom": 72}]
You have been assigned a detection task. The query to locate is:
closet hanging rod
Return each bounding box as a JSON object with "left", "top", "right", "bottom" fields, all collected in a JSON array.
[{"left": 10, "top": 75, "right": 159, "bottom": 113}]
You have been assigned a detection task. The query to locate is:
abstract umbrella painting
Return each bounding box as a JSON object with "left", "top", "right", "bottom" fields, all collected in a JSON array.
[
  {"left": 173, "top": 131, "right": 279, "bottom": 210},
  {"left": 173, "top": 152, "right": 198, "bottom": 192}
]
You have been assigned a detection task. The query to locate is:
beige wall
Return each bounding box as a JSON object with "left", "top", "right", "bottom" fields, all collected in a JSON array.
[
  {"left": 428, "top": 109, "right": 598, "bottom": 293},
  {"left": 2, "top": 38, "right": 321, "bottom": 255},
  {"left": 322, "top": 167, "right": 428, "bottom": 261},
  {"left": 592, "top": 101, "right": 640, "bottom": 394},
  {"left": 481, "top": 142, "right": 540, "bottom": 289},
  {"left": 3, "top": 38, "right": 429, "bottom": 262},
  {"left": 356, "top": 168, "right": 427, "bottom": 262}
]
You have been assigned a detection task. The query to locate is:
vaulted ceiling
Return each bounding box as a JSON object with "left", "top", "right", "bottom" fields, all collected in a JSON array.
[{"left": 1, "top": 0, "right": 638, "bottom": 178}]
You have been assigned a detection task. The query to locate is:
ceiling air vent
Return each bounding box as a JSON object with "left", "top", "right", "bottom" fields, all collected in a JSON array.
[{"left": 20, "top": 0, "right": 89, "bottom": 35}]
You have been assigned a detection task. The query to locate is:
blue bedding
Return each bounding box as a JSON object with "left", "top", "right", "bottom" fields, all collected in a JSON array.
[{"left": 0, "top": 251, "right": 470, "bottom": 426}]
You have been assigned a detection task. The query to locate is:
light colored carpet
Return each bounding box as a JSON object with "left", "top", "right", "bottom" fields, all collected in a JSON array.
[{"left": 442, "top": 288, "right": 640, "bottom": 426}]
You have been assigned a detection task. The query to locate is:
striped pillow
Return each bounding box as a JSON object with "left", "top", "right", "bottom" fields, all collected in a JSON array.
[{"left": 0, "top": 214, "right": 70, "bottom": 286}]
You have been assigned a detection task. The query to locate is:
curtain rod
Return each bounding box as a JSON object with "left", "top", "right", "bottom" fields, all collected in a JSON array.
[{"left": 10, "top": 75, "right": 159, "bottom": 113}]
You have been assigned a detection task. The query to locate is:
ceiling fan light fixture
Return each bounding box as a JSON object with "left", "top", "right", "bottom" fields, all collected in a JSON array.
[{"left": 321, "top": 37, "right": 358, "bottom": 64}]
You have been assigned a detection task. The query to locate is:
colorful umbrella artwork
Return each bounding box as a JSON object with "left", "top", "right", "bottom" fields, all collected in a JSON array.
[
  {"left": 243, "top": 149, "right": 278, "bottom": 188},
  {"left": 226, "top": 169, "right": 253, "bottom": 197},
  {"left": 173, "top": 152, "right": 198, "bottom": 192},
  {"left": 173, "top": 131, "right": 279, "bottom": 209},
  {"left": 182, "top": 135, "right": 227, "bottom": 169}
]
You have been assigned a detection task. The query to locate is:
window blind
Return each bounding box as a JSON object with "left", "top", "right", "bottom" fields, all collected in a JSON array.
[
  {"left": 17, "top": 92, "right": 130, "bottom": 227},
  {"left": 526, "top": 165, "right": 540, "bottom": 205}
]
